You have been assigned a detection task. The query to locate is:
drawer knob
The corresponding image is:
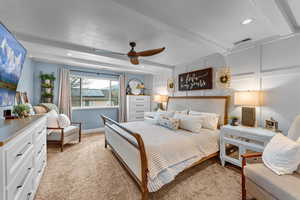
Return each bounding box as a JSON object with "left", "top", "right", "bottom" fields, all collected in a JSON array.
[
  {"left": 27, "top": 192, "right": 32, "bottom": 200},
  {"left": 16, "top": 153, "right": 23, "bottom": 157},
  {"left": 17, "top": 185, "right": 23, "bottom": 189}
]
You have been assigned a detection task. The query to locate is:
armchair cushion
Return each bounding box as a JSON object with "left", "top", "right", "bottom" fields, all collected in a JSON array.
[
  {"left": 47, "top": 126, "right": 79, "bottom": 141},
  {"left": 58, "top": 114, "right": 71, "bottom": 128},
  {"left": 47, "top": 110, "right": 59, "bottom": 128},
  {"left": 245, "top": 163, "right": 300, "bottom": 200}
]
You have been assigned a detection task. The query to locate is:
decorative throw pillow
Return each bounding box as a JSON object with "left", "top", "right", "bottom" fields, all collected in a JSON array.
[
  {"left": 157, "top": 116, "right": 179, "bottom": 130},
  {"left": 47, "top": 110, "right": 59, "bottom": 128},
  {"left": 173, "top": 113, "right": 203, "bottom": 133},
  {"left": 189, "top": 111, "right": 219, "bottom": 130},
  {"left": 58, "top": 114, "right": 71, "bottom": 128},
  {"left": 262, "top": 134, "right": 300, "bottom": 175},
  {"left": 33, "top": 106, "right": 48, "bottom": 114}
]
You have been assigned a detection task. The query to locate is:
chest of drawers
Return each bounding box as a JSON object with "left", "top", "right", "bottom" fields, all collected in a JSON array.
[
  {"left": 126, "top": 95, "right": 150, "bottom": 122},
  {"left": 0, "top": 115, "right": 47, "bottom": 200}
]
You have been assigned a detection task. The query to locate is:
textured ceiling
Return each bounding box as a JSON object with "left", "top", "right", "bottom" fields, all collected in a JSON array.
[{"left": 0, "top": 0, "right": 297, "bottom": 74}]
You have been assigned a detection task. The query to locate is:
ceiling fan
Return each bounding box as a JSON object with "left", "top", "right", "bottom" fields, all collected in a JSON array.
[{"left": 95, "top": 42, "right": 165, "bottom": 65}]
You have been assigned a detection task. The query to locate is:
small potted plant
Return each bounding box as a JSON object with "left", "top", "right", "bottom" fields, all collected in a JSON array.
[
  {"left": 42, "top": 83, "right": 53, "bottom": 93},
  {"left": 13, "top": 104, "right": 30, "bottom": 118},
  {"left": 42, "top": 93, "right": 53, "bottom": 103},
  {"left": 40, "top": 73, "right": 56, "bottom": 84},
  {"left": 230, "top": 116, "right": 239, "bottom": 126}
]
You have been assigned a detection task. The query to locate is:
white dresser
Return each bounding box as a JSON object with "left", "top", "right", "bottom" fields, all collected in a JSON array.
[
  {"left": 0, "top": 115, "right": 47, "bottom": 200},
  {"left": 126, "top": 95, "right": 150, "bottom": 122}
]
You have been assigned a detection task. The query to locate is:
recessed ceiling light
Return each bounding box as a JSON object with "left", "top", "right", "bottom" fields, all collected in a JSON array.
[
  {"left": 241, "top": 18, "right": 254, "bottom": 25},
  {"left": 67, "top": 53, "right": 73, "bottom": 56}
]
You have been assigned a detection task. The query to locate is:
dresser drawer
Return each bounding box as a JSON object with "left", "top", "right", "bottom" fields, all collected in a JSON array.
[
  {"left": 7, "top": 151, "right": 34, "bottom": 200},
  {"left": 34, "top": 127, "right": 46, "bottom": 142},
  {"left": 35, "top": 152, "right": 46, "bottom": 179},
  {"left": 17, "top": 173, "right": 34, "bottom": 200},
  {"left": 133, "top": 96, "right": 149, "bottom": 103},
  {"left": 35, "top": 137, "right": 46, "bottom": 158},
  {"left": 6, "top": 132, "right": 33, "bottom": 183}
]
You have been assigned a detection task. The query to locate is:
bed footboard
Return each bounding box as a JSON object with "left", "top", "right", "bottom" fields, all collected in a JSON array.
[{"left": 101, "top": 115, "right": 149, "bottom": 200}]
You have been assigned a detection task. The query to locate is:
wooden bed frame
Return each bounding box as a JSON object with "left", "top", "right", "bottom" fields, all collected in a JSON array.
[{"left": 101, "top": 96, "right": 229, "bottom": 200}]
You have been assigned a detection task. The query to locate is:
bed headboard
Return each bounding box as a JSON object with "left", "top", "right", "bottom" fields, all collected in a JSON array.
[{"left": 166, "top": 96, "right": 229, "bottom": 125}]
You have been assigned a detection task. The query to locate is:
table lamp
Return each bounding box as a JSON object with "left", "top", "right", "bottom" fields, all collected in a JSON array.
[
  {"left": 153, "top": 95, "right": 168, "bottom": 110},
  {"left": 234, "top": 91, "right": 262, "bottom": 127}
]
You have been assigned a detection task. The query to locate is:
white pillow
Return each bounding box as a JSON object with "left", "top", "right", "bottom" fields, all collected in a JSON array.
[
  {"left": 173, "top": 113, "right": 203, "bottom": 133},
  {"left": 262, "top": 134, "right": 300, "bottom": 175},
  {"left": 58, "top": 114, "right": 71, "bottom": 128},
  {"left": 144, "top": 112, "right": 157, "bottom": 119},
  {"left": 47, "top": 110, "right": 59, "bottom": 128},
  {"left": 175, "top": 109, "right": 188, "bottom": 115},
  {"left": 189, "top": 111, "right": 219, "bottom": 130},
  {"left": 154, "top": 111, "right": 174, "bottom": 119}
]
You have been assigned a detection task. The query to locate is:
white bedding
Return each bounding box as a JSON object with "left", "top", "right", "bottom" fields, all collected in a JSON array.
[{"left": 105, "top": 121, "right": 219, "bottom": 192}]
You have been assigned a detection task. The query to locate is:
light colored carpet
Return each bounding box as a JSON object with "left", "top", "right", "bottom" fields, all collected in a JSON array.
[{"left": 35, "top": 133, "right": 244, "bottom": 200}]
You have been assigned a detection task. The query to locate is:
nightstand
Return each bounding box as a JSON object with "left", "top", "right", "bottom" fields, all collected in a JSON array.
[{"left": 220, "top": 125, "right": 276, "bottom": 167}]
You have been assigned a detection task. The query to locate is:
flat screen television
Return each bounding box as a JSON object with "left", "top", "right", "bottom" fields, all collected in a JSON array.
[{"left": 0, "top": 23, "right": 27, "bottom": 107}]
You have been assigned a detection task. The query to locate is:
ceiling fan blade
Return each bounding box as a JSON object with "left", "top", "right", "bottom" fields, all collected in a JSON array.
[
  {"left": 130, "top": 57, "right": 139, "bottom": 65},
  {"left": 137, "top": 47, "right": 165, "bottom": 57},
  {"left": 94, "top": 49, "right": 126, "bottom": 56}
]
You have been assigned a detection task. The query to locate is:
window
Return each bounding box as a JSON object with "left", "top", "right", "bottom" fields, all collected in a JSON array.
[{"left": 70, "top": 75, "right": 119, "bottom": 108}]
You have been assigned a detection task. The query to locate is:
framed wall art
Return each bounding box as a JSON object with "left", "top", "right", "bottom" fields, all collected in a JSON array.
[{"left": 178, "top": 68, "right": 213, "bottom": 91}]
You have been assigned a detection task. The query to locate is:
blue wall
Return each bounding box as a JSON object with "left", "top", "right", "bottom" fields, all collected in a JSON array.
[
  {"left": 17, "top": 58, "right": 35, "bottom": 102},
  {"left": 33, "top": 62, "right": 61, "bottom": 105},
  {"left": 72, "top": 107, "right": 119, "bottom": 129},
  {"left": 32, "top": 61, "right": 150, "bottom": 130}
]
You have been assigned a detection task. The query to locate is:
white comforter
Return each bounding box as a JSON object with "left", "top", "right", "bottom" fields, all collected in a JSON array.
[{"left": 106, "top": 121, "right": 219, "bottom": 192}]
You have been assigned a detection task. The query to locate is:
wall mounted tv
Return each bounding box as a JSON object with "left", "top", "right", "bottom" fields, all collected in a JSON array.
[{"left": 0, "top": 23, "right": 27, "bottom": 107}]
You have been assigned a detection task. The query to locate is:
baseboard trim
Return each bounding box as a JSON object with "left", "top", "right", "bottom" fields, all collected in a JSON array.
[{"left": 82, "top": 127, "right": 105, "bottom": 134}]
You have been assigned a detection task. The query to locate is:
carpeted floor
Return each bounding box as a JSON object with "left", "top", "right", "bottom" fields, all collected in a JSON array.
[{"left": 35, "top": 133, "right": 245, "bottom": 200}]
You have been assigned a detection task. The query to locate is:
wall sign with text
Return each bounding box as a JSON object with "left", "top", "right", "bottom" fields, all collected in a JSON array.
[{"left": 178, "top": 68, "right": 213, "bottom": 91}]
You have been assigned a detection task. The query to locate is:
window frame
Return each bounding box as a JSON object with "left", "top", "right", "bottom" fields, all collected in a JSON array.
[{"left": 70, "top": 75, "right": 120, "bottom": 110}]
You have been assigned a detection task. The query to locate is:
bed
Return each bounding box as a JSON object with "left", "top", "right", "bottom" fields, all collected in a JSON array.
[{"left": 101, "top": 96, "right": 229, "bottom": 200}]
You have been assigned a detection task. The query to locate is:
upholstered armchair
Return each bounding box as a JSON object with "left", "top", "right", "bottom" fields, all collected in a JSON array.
[
  {"left": 47, "top": 122, "right": 82, "bottom": 152},
  {"left": 242, "top": 115, "right": 300, "bottom": 200}
]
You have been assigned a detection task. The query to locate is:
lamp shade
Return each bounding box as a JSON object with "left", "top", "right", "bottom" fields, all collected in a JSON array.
[
  {"left": 234, "top": 91, "right": 262, "bottom": 106},
  {"left": 153, "top": 95, "right": 168, "bottom": 103}
]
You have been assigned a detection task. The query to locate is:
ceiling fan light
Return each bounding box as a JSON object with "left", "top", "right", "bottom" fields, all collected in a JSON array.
[{"left": 241, "top": 18, "right": 254, "bottom": 25}]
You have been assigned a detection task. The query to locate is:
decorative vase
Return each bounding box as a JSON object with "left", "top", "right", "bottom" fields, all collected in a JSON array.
[
  {"left": 45, "top": 98, "right": 52, "bottom": 103},
  {"left": 45, "top": 79, "right": 51, "bottom": 84},
  {"left": 45, "top": 88, "right": 51, "bottom": 93},
  {"left": 231, "top": 119, "right": 239, "bottom": 126}
]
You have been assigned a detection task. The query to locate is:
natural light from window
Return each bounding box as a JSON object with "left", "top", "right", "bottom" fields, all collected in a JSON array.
[{"left": 70, "top": 76, "right": 119, "bottom": 109}]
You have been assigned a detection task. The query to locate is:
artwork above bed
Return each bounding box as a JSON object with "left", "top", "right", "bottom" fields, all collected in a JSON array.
[{"left": 178, "top": 68, "right": 213, "bottom": 91}]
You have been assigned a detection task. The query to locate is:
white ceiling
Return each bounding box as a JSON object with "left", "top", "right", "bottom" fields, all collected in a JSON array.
[{"left": 0, "top": 0, "right": 298, "bottom": 74}]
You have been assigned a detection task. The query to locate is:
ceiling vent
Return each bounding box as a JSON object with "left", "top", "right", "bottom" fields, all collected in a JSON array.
[{"left": 234, "top": 38, "right": 252, "bottom": 46}]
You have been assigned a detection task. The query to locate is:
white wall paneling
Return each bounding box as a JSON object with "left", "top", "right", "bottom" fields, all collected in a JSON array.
[{"left": 152, "top": 34, "right": 300, "bottom": 133}]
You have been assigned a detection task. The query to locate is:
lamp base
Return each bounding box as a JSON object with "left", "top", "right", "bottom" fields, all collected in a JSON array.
[
  {"left": 241, "top": 107, "right": 256, "bottom": 127},
  {"left": 156, "top": 103, "right": 163, "bottom": 111}
]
